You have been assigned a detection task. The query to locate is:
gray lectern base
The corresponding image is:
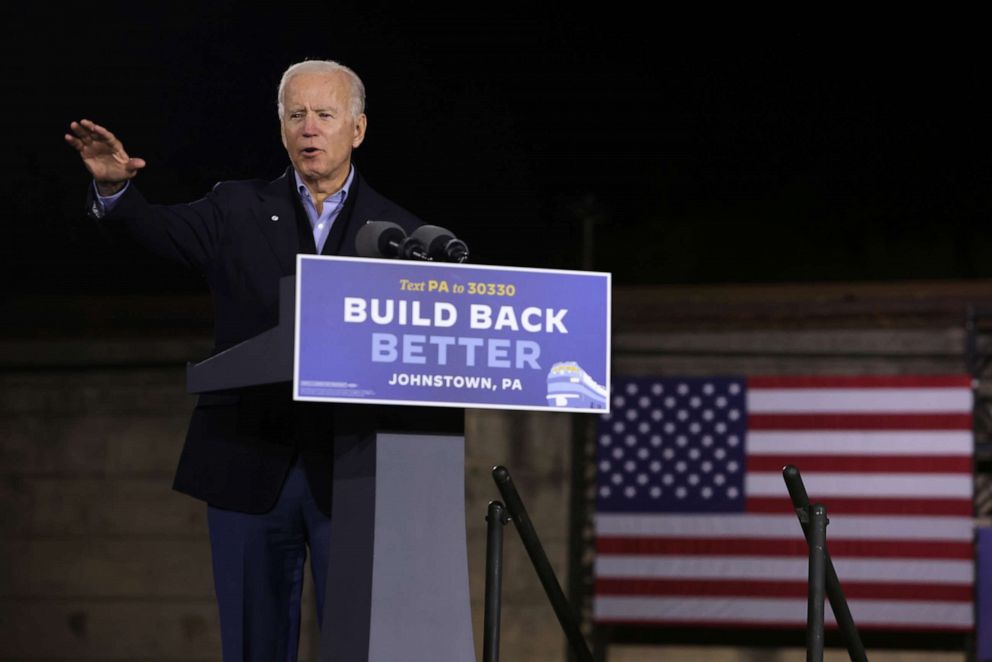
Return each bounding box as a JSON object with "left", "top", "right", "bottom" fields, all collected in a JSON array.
[{"left": 320, "top": 430, "right": 477, "bottom": 662}]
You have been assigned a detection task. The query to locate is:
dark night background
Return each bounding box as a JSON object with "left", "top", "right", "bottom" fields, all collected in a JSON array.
[{"left": 4, "top": 6, "right": 990, "bottom": 295}]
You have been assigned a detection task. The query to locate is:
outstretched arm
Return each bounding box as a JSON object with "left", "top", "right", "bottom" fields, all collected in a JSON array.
[
  {"left": 66, "top": 118, "right": 223, "bottom": 270},
  {"left": 64, "top": 119, "right": 146, "bottom": 195}
]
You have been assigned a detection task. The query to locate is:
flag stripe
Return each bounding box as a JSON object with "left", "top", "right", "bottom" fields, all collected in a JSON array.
[
  {"left": 595, "top": 578, "right": 974, "bottom": 602},
  {"left": 747, "top": 375, "right": 973, "bottom": 388},
  {"left": 746, "top": 473, "right": 971, "bottom": 498},
  {"left": 595, "top": 556, "right": 974, "bottom": 584},
  {"left": 595, "top": 513, "right": 975, "bottom": 541},
  {"left": 746, "top": 455, "right": 972, "bottom": 473},
  {"left": 596, "top": 537, "right": 974, "bottom": 560},
  {"left": 745, "top": 496, "right": 973, "bottom": 516},
  {"left": 748, "top": 413, "right": 972, "bottom": 430},
  {"left": 594, "top": 597, "right": 973, "bottom": 628},
  {"left": 748, "top": 388, "right": 972, "bottom": 413},
  {"left": 748, "top": 431, "right": 972, "bottom": 456}
]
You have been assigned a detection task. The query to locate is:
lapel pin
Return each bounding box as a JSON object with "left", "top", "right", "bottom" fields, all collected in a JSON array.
[{"left": 270, "top": 215, "right": 279, "bottom": 222}]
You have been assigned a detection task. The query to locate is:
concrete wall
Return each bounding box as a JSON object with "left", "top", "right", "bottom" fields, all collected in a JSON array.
[
  {"left": 2, "top": 281, "right": 989, "bottom": 661},
  {"left": 0, "top": 340, "right": 574, "bottom": 661},
  {"left": 0, "top": 344, "right": 225, "bottom": 660}
]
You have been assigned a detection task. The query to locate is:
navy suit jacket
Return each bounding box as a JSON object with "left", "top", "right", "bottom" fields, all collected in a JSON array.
[{"left": 88, "top": 166, "right": 424, "bottom": 515}]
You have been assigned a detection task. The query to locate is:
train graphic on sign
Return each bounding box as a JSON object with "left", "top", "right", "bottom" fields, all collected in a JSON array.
[{"left": 545, "top": 361, "right": 608, "bottom": 409}]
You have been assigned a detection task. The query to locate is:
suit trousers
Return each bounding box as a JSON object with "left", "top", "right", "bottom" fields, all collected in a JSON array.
[{"left": 207, "top": 456, "right": 331, "bottom": 662}]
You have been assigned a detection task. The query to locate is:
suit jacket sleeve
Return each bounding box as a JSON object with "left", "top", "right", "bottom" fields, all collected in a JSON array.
[{"left": 86, "top": 181, "right": 226, "bottom": 272}]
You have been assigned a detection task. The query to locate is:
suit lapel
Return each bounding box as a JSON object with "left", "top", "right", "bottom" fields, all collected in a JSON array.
[
  {"left": 253, "top": 166, "right": 381, "bottom": 267},
  {"left": 254, "top": 167, "right": 301, "bottom": 275}
]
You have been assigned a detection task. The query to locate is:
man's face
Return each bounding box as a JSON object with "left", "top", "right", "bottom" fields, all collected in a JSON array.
[{"left": 280, "top": 71, "right": 367, "bottom": 186}]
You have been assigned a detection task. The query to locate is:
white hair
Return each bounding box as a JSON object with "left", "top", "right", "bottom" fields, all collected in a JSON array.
[{"left": 277, "top": 60, "right": 366, "bottom": 121}]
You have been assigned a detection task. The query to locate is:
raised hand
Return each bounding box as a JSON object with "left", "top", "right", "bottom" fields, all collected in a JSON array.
[{"left": 64, "top": 119, "right": 146, "bottom": 195}]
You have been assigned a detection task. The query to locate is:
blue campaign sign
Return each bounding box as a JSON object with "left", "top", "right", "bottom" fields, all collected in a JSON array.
[{"left": 293, "top": 255, "right": 611, "bottom": 413}]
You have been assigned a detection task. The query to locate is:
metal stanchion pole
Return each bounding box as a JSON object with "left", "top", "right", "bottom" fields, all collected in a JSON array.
[
  {"left": 492, "top": 465, "right": 595, "bottom": 662},
  {"left": 783, "top": 465, "right": 868, "bottom": 662},
  {"left": 483, "top": 501, "right": 508, "bottom": 662},
  {"left": 807, "top": 503, "right": 828, "bottom": 662}
]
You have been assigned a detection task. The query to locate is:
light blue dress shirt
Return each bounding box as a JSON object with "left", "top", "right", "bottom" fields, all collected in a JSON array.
[{"left": 294, "top": 166, "right": 354, "bottom": 254}]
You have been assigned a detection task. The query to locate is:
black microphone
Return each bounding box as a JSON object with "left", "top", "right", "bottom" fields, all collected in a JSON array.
[
  {"left": 410, "top": 224, "right": 470, "bottom": 263},
  {"left": 355, "top": 221, "right": 429, "bottom": 260}
]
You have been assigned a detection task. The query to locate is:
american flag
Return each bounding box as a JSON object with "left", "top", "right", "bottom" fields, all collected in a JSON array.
[{"left": 594, "top": 375, "right": 974, "bottom": 631}]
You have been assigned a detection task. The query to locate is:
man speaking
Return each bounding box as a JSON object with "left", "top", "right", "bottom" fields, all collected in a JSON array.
[{"left": 65, "top": 60, "right": 424, "bottom": 662}]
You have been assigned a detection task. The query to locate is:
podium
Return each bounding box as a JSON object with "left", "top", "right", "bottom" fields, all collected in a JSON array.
[
  {"left": 187, "top": 276, "right": 477, "bottom": 662},
  {"left": 187, "top": 254, "right": 610, "bottom": 661}
]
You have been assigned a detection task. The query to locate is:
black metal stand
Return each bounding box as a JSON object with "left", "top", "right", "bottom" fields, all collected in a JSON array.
[
  {"left": 807, "top": 503, "right": 828, "bottom": 662},
  {"left": 483, "top": 501, "right": 508, "bottom": 662},
  {"left": 483, "top": 465, "right": 596, "bottom": 662},
  {"left": 783, "top": 464, "right": 869, "bottom": 662}
]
